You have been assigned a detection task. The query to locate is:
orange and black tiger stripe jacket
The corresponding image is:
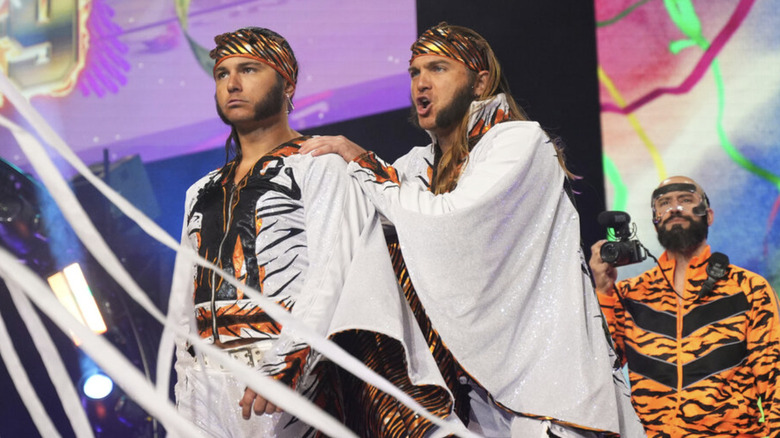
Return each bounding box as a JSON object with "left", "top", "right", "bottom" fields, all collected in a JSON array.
[{"left": 599, "top": 246, "right": 780, "bottom": 437}]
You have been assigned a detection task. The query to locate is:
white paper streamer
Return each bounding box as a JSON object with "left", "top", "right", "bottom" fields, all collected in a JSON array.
[
  {"left": 0, "top": 73, "right": 474, "bottom": 437},
  {"left": 0, "top": 101, "right": 358, "bottom": 438},
  {"left": 0, "top": 301, "right": 61, "bottom": 438},
  {"left": 5, "top": 281, "right": 94, "bottom": 438},
  {"left": 0, "top": 247, "right": 207, "bottom": 438}
]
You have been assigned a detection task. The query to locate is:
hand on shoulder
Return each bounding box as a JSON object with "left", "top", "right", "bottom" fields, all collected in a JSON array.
[{"left": 299, "top": 135, "right": 366, "bottom": 162}]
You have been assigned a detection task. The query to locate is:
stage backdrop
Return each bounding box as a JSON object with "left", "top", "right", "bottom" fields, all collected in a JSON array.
[
  {"left": 0, "top": 2, "right": 420, "bottom": 437},
  {"left": 594, "top": 0, "right": 780, "bottom": 285},
  {"left": 0, "top": 0, "right": 416, "bottom": 172}
]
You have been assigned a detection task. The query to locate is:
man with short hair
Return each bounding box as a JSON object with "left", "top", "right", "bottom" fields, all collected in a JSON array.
[
  {"left": 590, "top": 176, "right": 780, "bottom": 437},
  {"left": 301, "top": 22, "right": 641, "bottom": 437},
  {"left": 171, "top": 26, "right": 466, "bottom": 438},
  {"left": 171, "top": 26, "right": 342, "bottom": 437}
]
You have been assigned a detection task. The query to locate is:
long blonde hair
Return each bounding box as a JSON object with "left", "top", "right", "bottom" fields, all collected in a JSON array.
[{"left": 428, "top": 24, "right": 573, "bottom": 194}]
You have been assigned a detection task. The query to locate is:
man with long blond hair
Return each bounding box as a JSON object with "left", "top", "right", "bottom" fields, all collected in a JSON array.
[{"left": 301, "top": 22, "right": 643, "bottom": 437}]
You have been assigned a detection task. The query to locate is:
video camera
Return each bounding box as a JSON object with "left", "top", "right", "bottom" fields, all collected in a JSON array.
[{"left": 597, "top": 211, "right": 647, "bottom": 267}]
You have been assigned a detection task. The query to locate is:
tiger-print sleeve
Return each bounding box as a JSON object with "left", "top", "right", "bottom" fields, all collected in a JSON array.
[
  {"left": 352, "top": 151, "right": 402, "bottom": 186},
  {"left": 347, "top": 151, "right": 403, "bottom": 219},
  {"left": 597, "top": 284, "right": 627, "bottom": 365},
  {"left": 348, "top": 123, "right": 554, "bottom": 222},
  {"left": 260, "top": 342, "right": 312, "bottom": 390},
  {"left": 745, "top": 275, "right": 780, "bottom": 436}
]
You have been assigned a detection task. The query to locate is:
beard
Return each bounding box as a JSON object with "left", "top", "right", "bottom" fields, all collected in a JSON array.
[
  {"left": 657, "top": 214, "right": 709, "bottom": 254},
  {"left": 435, "top": 82, "right": 476, "bottom": 130},
  {"left": 409, "top": 80, "right": 476, "bottom": 131},
  {"left": 215, "top": 76, "right": 285, "bottom": 125}
]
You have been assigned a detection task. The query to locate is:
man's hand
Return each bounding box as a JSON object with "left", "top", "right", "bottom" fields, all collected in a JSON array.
[
  {"left": 239, "top": 387, "right": 282, "bottom": 420},
  {"left": 590, "top": 240, "right": 618, "bottom": 295},
  {"left": 299, "top": 135, "right": 367, "bottom": 162}
]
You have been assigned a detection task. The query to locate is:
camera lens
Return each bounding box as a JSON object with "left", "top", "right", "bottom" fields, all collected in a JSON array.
[{"left": 600, "top": 242, "right": 622, "bottom": 265}]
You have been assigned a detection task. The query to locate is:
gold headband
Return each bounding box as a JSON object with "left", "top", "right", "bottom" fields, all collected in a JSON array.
[
  {"left": 210, "top": 28, "right": 297, "bottom": 86},
  {"left": 410, "top": 23, "right": 488, "bottom": 72}
]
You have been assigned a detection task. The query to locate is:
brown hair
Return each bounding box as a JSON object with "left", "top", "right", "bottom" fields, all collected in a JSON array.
[{"left": 421, "top": 23, "right": 573, "bottom": 194}]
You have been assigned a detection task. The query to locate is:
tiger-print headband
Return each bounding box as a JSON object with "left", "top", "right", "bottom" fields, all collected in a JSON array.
[
  {"left": 210, "top": 27, "right": 297, "bottom": 85},
  {"left": 410, "top": 23, "right": 488, "bottom": 72}
]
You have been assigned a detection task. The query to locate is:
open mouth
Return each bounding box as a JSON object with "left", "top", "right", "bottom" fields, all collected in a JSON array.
[{"left": 416, "top": 96, "right": 431, "bottom": 113}]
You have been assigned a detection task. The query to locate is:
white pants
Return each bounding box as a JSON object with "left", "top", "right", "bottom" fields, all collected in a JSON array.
[{"left": 176, "top": 360, "right": 309, "bottom": 438}]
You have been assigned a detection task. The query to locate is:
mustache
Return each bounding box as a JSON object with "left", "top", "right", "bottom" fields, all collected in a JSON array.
[{"left": 661, "top": 213, "right": 695, "bottom": 228}]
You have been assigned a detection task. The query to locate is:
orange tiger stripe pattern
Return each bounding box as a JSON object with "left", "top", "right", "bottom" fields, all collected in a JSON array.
[
  {"left": 353, "top": 151, "right": 400, "bottom": 186},
  {"left": 266, "top": 144, "right": 301, "bottom": 163},
  {"left": 302, "top": 361, "right": 346, "bottom": 438},
  {"left": 387, "top": 237, "right": 471, "bottom": 423},
  {"left": 325, "top": 235, "right": 466, "bottom": 437},
  {"left": 334, "top": 330, "right": 453, "bottom": 438},
  {"left": 191, "top": 137, "right": 312, "bottom": 391},
  {"left": 195, "top": 304, "right": 283, "bottom": 340},
  {"left": 468, "top": 107, "right": 508, "bottom": 139},
  {"left": 410, "top": 22, "right": 488, "bottom": 73},
  {"left": 210, "top": 27, "right": 297, "bottom": 85},
  {"left": 599, "top": 246, "right": 780, "bottom": 437},
  {"left": 261, "top": 343, "right": 311, "bottom": 390}
]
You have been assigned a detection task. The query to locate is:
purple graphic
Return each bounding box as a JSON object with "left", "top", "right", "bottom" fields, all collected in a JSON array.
[
  {"left": 1, "top": 0, "right": 417, "bottom": 174},
  {"left": 76, "top": 0, "right": 132, "bottom": 98}
]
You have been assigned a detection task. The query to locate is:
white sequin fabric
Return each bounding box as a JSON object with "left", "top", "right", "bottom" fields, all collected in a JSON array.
[{"left": 348, "top": 120, "right": 643, "bottom": 435}]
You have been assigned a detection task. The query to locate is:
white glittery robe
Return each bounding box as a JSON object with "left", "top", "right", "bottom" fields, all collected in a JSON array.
[
  {"left": 346, "top": 104, "right": 642, "bottom": 434},
  {"left": 170, "top": 147, "right": 463, "bottom": 436}
]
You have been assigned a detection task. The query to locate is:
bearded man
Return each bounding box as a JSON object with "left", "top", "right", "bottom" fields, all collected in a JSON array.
[
  {"left": 590, "top": 176, "right": 780, "bottom": 437},
  {"left": 301, "top": 22, "right": 642, "bottom": 438},
  {"left": 170, "top": 26, "right": 465, "bottom": 437}
]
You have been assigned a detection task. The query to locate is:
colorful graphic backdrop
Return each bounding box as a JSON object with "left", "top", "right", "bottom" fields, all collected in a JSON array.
[
  {"left": 595, "top": 0, "right": 780, "bottom": 285},
  {"left": 0, "top": 0, "right": 416, "bottom": 172}
]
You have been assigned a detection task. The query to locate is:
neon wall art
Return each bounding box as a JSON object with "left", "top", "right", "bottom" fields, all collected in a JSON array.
[{"left": 595, "top": 0, "right": 780, "bottom": 284}]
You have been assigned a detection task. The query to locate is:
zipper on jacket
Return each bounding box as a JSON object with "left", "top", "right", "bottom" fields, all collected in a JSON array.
[
  {"left": 210, "top": 183, "right": 237, "bottom": 343},
  {"left": 676, "top": 293, "right": 683, "bottom": 424},
  {"left": 674, "top": 262, "right": 689, "bottom": 430}
]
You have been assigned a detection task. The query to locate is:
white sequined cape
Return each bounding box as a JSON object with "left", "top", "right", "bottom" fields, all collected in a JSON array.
[{"left": 347, "top": 121, "right": 642, "bottom": 435}]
